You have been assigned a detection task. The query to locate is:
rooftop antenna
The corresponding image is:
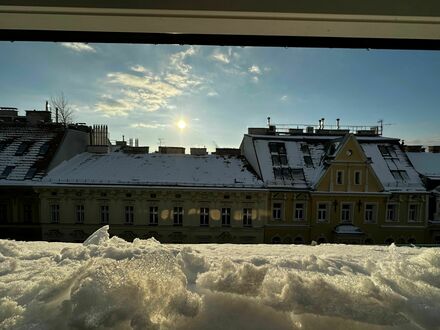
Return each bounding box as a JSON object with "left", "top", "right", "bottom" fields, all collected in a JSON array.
[
  {"left": 377, "top": 119, "right": 393, "bottom": 136},
  {"left": 267, "top": 116, "right": 271, "bottom": 127},
  {"left": 158, "top": 138, "right": 164, "bottom": 146}
]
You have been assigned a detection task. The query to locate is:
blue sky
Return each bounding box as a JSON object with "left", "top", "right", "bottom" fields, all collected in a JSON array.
[{"left": 0, "top": 41, "right": 439, "bottom": 150}]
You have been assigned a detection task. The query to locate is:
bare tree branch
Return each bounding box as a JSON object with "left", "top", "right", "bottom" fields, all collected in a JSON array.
[{"left": 50, "top": 92, "right": 74, "bottom": 126}]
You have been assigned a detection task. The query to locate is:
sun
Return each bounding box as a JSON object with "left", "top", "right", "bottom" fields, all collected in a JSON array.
[{"left": 177, "top": 119, "right": 187, "bottom": 129}]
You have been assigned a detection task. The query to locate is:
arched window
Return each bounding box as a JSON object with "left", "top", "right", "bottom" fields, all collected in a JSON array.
[
  {"left": 272, "top": 236, "right": 281, "bottom": 244},
  {"left": 293, "top": 236, "right": 304, "bottom": 244},
  {"left": 385, "top": 238, "right": 394, "bottom": 245},
  {"left": 317, "top": 237, "right": 326, "bottom": 244}
]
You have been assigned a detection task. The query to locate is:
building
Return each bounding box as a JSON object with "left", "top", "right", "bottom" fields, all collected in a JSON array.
[{"left": 0, "top": 110, "right": 439, "bottom": 244}]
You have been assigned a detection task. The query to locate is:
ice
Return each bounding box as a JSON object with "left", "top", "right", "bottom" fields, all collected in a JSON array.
[{"left": 1, "top": 227, "right": 440, "bottom": 329}]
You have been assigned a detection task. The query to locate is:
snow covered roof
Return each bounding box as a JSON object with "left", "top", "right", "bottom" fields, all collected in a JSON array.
[
  {"left": 242, "top": 133, "right": 424, "bottom": 192},
  {"left": 360, "top": 143, "right": 425, "bottom": 192},
  {"left": 43, "top": 151, "right": 264, "bottom": 188},
  {"left": 0, "top": 126, "right": 63, "bottom": 182},
  {"left": 406, "top": 152, "right": 440, "bottom": 179},
  {"left": 334, "top": 224, "right": 364, "bottom": 235}
]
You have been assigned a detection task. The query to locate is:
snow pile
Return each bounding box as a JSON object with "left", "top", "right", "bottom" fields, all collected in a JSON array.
[{"left": 1, "top": 227, "right": 440, "bottom": 329}]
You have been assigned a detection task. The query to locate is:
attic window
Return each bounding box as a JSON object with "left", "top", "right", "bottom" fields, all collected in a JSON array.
[
  {"left": 38, "top": 142, "right": 50, "bottom": 155},
  {"left": 391, "top": 170, "right": 409, "bottom": 182},
  {"left": 304, "top": 155, "right": 314, "bottom": 167},
  {"left": 150, "top": 193, "right": 157, "bottom": 198},
  {"left": 24, "top": 167, "right": 38, "bottom": 180},
  {"left": 0, "top": 140, "right": 12, "bottom": 152},
  {"left": 379, "top": 145, "right": 396, "bottom": 158},
  {"left": 0, "top": 166, "right": 14, "bottom": 179},
  {"left": 269, "top": 142, "right": 286, "bottom": 154},
  {"left": 15, "top": 141, "right": 32, "bottom": 156}
]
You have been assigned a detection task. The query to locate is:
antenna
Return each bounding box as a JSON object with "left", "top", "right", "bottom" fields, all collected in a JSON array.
[
  {"left": 377, "top": 119, "right": 393, "bottom": 136},
  {"left": 158, "top": 138, "right": 164, "bottom": 146}
]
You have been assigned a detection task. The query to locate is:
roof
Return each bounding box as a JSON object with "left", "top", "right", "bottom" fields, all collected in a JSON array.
[
  {"left": 406, "top": 152, "right": 440, "bottom": 179},
  {"left": 43, "top": 152, "right": 264, "bottom": 188},
  {"left": 242, "top": 133, "right": 424, "bottom": 192},
  {"left": 0, "top": 126, "right": 63, "bottom": 182}
]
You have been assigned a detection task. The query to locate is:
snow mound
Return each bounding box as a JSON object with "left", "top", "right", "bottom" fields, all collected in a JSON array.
[{"left": 0, "top": 236, "right": 439, "bottom": 329}]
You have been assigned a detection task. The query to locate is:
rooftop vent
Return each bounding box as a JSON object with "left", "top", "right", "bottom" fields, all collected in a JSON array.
[
  {"left": 88, "top": 124, "right": 110, "bottom": 153},
  {"left": 158, "top": 146, "right": 185, "bottom": 154}
]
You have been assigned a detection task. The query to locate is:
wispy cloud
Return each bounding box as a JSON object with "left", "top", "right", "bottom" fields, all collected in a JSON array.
[
  {"left": 252, "top": 76, "right": 259, "bottom": 83},
  {"left": 207, "top": 91, "right": 219, "bottom": 97},
  {"left": 96, "top": 46, "right": 203, "bottom": 116},
  {"left": 248, "top": 65, "right": 261, "bottom": 75},
  {"left": 280, "top": 95, "right": 288, "bottom": 102},
  {"left": 60, "top": 42, "right": 96, "bottom": 53},
  {"left": 211, "top": 51, "right": 230, "bottom": 64},
  {"left": 130, "top": 123, "right": 170, "bottom": 129},
  {"left": 130, "top": 65, "right": 147, "bottom": 73}
]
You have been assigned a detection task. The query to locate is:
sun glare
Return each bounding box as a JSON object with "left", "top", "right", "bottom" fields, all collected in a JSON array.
[{"left": 177, "top": 119, "right": 187, "bottom": 129}]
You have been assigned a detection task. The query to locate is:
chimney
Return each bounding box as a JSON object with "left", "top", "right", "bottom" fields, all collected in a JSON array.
[
  {"left": 135, "top": 138, "right": 139, "bottom": 147},
  {"left": 129, "top": 138, "right": 133, "bottom": 147},
  {"left": 267, "top": 116, "right": 271, "bottom": 127},
  {"left": 321, "top": 118, "right": 325, "bottom": 129},
  {"left": 318, "top": 119, "right": 321, "bottom": 129},
  {"left": 55, "top": 107, "right": 59, "bottom": 124},
  {"left": 336, "top": 118, "right": 340, "bottom": 129},
  {"left": 45, "top": 100, "right": 49, "bottom": 111}
]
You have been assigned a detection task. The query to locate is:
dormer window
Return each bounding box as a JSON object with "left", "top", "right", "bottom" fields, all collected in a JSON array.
[
  {"left": 15, "top": 141, "right": 32, "bottom": 156},
  {"left": 0, "top": 166, "right": 14, "bottom": 179}
]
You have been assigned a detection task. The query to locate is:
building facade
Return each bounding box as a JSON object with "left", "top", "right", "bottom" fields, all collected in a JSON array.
[{"left": 1, "top": 112, "right": 439, "bottom": 244}]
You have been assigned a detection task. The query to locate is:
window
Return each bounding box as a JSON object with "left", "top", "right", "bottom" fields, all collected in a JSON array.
[
  {"left": 272, "top": 202, "right": 282, "bottom": 220},
  {"left": 125, "top": 205, "right": 134, "bottom": 224},
  {"left": 173, "top": 207, "right": 183, "bottom": 226},
  {"left": 280, "top": 154, "right": 288, "bottom": 165},
  {"left": 408, "top": 204, "right": 418, "bottom": 222},
  {"left": 38, "top": 142, "right": 50, "bottom": 155},
  {"left": 75, "top": 205, "right": 84, "bottom": 224},
  {"left": 354, "top": 171, "right": 361, "bottom": 185},
  {"left": 271, "top": 154, "right": 280, "bottom": 166},
  {"left": 50, "top": 204, "right": 59, "bottom": 223},
  {"left": 23, "top": 204, "right": 32, "bottom": 223},
  {"left": 303, "top": 155, "right": 313, "bottom": 167},
  {"left": 341, "top": 204, "right": 352, "bottom": 223},
  {"left": 150, "top": 193, "right": 157, "bottom": 198},
  {"left": 15, "top": 141, "right": 32, "bottom": 156},
  {"left": 294, "top": 203, "right": 305, "bottom": 221},
  {"left": 200, "top": 207, "right": 209, "bottom": 226},
  {"left": 0, "top": 204, "right": 7, "bottom": 223},
  {"left": 317, "top": 203, "right": 328, "bottom": 222},
  {"left": 243, "top": 208, "right": 252, "bottom": 227},
  {"left": 386, "top": 204, "right": 398, "bottom": 222},
  {"left": 0, "top": 166, "right": 14, "bottom": 179},
  {"left": 269, "top": 142, "right": 286, "bottom": 154},
  {"left": 149, "top": 206, "right": 158, "bottom": 226},
  {"left": 100, "top": 205, "right": 109, "bottom": 224},
  {"left": 336, "top": 170, "right": 344, "bottom": 185},
  {"left": 221, "top": 208, "right": 231, "bottom": 226},
  {"left": 391, "top": 170, "right": 409, "bottom": 182},
  {"left": 24, "top": 167, "right": 38, "bottom": 180},
  {"left": 364, "top": 204, "right": 376, "bottom": 223}
]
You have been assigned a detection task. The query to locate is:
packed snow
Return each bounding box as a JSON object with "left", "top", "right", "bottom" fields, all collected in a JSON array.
[{"left": 1, "top": 226, "right": 440, "bottom": 329}]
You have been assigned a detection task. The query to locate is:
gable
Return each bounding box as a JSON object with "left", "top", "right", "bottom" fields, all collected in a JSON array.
[{"left": 314, "top": 134, "right": 384, "bottom": 192}]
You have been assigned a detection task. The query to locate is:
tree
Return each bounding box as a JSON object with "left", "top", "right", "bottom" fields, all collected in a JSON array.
[{"left": 50, "top": 92, "right": 74, "bottom": 126}]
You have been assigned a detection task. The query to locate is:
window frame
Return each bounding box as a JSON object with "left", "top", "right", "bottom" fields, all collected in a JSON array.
[
  {"left": 200, "top": 207, "right": 210, "bottom": 226},
  {"left": 124, "top": 205, "right": 134, "bottom": 224},
  {"left": 75, "top": 204, "right": 85, "bottom": 224},
  {"left": 336, "top": 170, "right": 344, "bottom": 185},
  {"left": 340, "top": 203, "right": 353, "bottom": 223},
  {"left": 294, "top": 202, "right": 305, "bottom": 221},
  {"left": 386, "top": 203, "right": 399, "bottom": 222},
  {"left": 316, "top": 202, "right": 329, "bottom": 223},
  {"left": 100, "top": 205, "right": 109, "bottom": 224},
  {"left": 408, "top": 203, "right": 419, "bottom": 222},
  {"left": 149, "top": 206, "right": 159, "bottom": 226},
  {"left": 272, "top": 202, "right": 282, "bottom": 220},
  {"left": 221, "top": 207, "right": 231, "bottom": 227},
  {"left": 364, "top": 203, "right": 377, "bottom": 223},
  {"left": 173, "top": 206, "right": 183, "bottom": 226},
  {"left": 242, "top": 208, "right": 252, "bottom": 227},
  {"left": 354, "top": 171, "right": 361, "bottom": 185},
  {"left": 50, "top": 204, "right": 60, "bottom": 223}
]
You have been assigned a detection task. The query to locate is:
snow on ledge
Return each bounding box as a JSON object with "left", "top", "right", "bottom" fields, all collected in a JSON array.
[{"left": 0, "top": 231, "right": 439, "bottom": 329}]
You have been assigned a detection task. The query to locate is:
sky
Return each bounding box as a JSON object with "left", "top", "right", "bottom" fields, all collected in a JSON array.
[{"left": 0, "top": 41, "right": 439, "bottom": 151}]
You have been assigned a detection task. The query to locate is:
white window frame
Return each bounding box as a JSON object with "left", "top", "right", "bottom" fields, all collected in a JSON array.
[
  {"left": 149, "top": 206, "right": 158, "bottom": 226},
  {"left": 316, "top": 202, "right": 329, "bottom": 223},
  {"left": 200, "top": 207, "right": 210, "bottom": 226},
  {"left": 340, "top": 203, "right": 353, "bottom": 223},
  {"left": 354, "top": 171, "right": 361, "bottom": 185},
  {"left": 221, "top": 207, "right": 231, "bottom": 227},
  {"left": 272, "top": 202, "right": 282, "bottom": 220},
  {"left": 364, "top": 203, "right": 377, "bottom": 223},
  {"left": 294, "top": 202, "right": 305, "bottom": 221},
  {"left": 124, "top": 205, "right": 134, "bottom": 224},
  {"left": 336, "top": 170, "right": 344, "bottom": 185},
  {"left": 408, "top": 204, "right": 419, "bottom": 222},
  {"left": 243, "top": 208, "right": 252, "bottom": 227},
  {"left": 173, "top": 206, "right": 183, "bottom": 226},
  {"left": 75, "top": 204, "right": 85, "bottom": 224},
  {"left": 386, "top": 203, "right": 399, "bottom": 222}
]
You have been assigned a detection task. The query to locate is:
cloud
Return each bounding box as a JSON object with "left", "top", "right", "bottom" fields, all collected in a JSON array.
[
  {"left": 131, "top": 65, "right": 147, "bottom": 73},
  {"left": 130, "top": 123, "right": 170, "bottom": 129},
  {"left": 207, "top": 91, "right": 219, "bottom": 97},
  {"left": 96, "top": 47, "right": 203, "bottom": 117},
  {"left": 280, "top": 95, "right": 288, "bottom": 102},
  {"left": 211, "top": 51, "right": 230, "bottom": 64},
  {"left": 252, "top": 76, "right": 259, "bottom": 83},
  {"left": 60, "top": 42, "right": 96, "bottom": 53},
  {"left": 248, "top": 65, "right": 261, "bottom": 75}
]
